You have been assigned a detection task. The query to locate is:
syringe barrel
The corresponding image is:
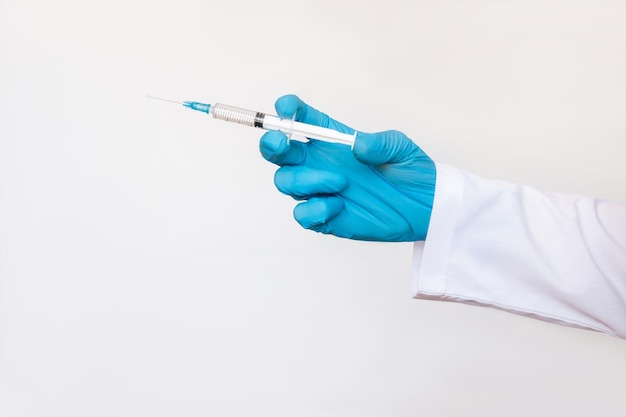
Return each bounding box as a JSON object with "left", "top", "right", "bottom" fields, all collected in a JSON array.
[
  {"left": 210, "top": 103, "right": 264, "bottom": 128},
  {"left": 209, "top": 102, "right": 356, "bottom": 146}
]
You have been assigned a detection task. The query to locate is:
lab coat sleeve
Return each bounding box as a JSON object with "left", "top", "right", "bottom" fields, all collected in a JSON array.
[{"left": 412, "top": 163, "right": 626, "bottom": 338}]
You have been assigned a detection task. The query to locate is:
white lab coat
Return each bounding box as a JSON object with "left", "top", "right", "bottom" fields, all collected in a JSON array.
[{"left": 413, "top": 163, "right": 626, "bottom": 338}]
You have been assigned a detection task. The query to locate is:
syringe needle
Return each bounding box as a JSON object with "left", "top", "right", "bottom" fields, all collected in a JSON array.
[{"left": 145, "top": 94, "right": 183, "bottom": 105}]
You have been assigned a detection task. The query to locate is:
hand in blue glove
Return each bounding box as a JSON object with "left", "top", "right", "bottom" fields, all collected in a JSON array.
[{"left": 259, "top": 95, "right": 436, "bottom": 242}]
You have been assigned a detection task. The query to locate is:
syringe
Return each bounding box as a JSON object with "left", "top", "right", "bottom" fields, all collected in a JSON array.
[{"left": 146, "top": 95, "right": 357, "bottom": 146}]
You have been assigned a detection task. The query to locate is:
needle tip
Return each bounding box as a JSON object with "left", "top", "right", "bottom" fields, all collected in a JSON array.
[{"left": 145, "top": 94, "right": 183, "bottom": 105}]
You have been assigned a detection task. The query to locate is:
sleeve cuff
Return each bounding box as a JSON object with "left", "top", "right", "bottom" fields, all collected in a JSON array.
[{"left": 412, "top": 162, "right": 464, "bottom": 298}]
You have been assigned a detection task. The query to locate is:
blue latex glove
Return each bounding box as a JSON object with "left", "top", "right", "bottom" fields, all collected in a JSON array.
[{"left": 259, "top": 95, "right": 436, "bottom": 242}]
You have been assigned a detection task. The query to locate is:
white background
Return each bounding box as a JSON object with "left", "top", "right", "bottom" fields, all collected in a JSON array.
[{"left": 1, "top": 1, "right": 625, "bottom": 416}]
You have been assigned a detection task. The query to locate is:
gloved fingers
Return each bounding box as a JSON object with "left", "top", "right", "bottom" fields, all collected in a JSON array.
[
  {"left": 259, "top": 130, "right": 307, "bottom": 166},
  {"left": 353, "top": 130, "right": 424, "bottom": 166},
  {"left": 275, "top": 94, "right": 354, "bottom": 135},
  {"left": 274, "top": 166, "right": 348, "bottom": 200},
  {"left": 293, "top": 197, "right": 344, "bottom": 232}
]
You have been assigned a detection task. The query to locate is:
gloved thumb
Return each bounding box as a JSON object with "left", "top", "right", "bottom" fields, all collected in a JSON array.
[{"left": 352, "top": 130, "right": 421, "bottom": 166}]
